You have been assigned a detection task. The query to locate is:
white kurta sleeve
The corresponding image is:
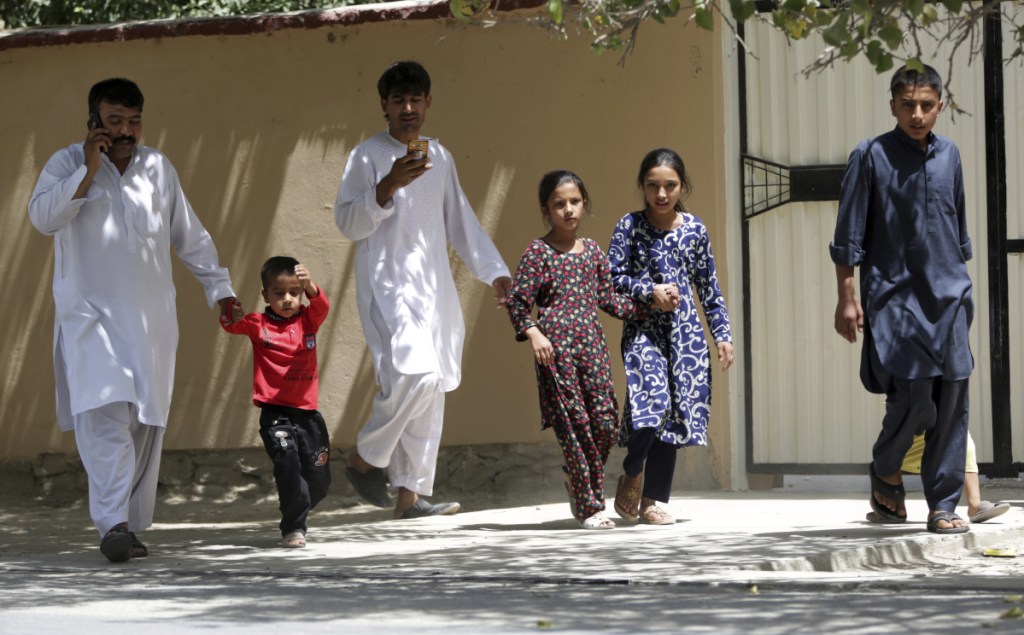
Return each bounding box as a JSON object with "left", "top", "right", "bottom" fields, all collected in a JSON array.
[
  {"left": 165, "top": 160, "right": 235, "bottom": 307},
  {"left": 28, "top": 147, "right": 97, "bottom": 236},
  {"left": 439, "top": 147, "right": 510, "bottom": 284},
  {"left": 334, "top": 146, "right": 397, "bottom": 241}
]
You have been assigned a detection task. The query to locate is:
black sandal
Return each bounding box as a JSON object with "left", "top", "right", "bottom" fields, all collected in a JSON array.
[
  {"left": 868, "top": 462, "right": 907, "bottom": 523},
  {"left": 128, "top": 531, "right": 148, "bottom": 558},
  {"left": 927, "top": 510, "right": 969, "bottom": 534},
  {"left": 100, "top": 525, "right": 132, "bottom": 562}
]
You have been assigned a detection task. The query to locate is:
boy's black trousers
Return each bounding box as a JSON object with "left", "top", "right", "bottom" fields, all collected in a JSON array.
[{"left": 258, "top": 404, "right": 332, "bottom": 535}]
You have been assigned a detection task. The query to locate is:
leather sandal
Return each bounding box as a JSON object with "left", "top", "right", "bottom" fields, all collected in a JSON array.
[
  {"left": 100, "top": 524, "right": 132, "bottom": 563},
  {"left": 128, "top": 531, "right": 148, "bottom": 558},
  {"left": 868, "top": 462, "right": 907, "bottom": 523},
  {"left": 614, "top": 475, "right": 641, "bottom": 523},
  {"left": 639, "top": 503, "right": 675, "bottom": 526}
]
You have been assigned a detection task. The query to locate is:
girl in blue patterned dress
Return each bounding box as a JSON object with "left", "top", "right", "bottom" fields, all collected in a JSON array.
[
  {"left": 608, "top": 148, "right": 734, "bottom": 525},
  {"left": 507, "top": 170, "right": 645, "bottom": 530}
]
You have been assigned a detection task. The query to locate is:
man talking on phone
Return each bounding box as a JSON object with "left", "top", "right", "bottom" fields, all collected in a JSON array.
[
  {"left": 335, "top": 61, "right": 511, "bottom": 519},
  {"left": 29, "top": 78, "right": 240, "bottom": 562}
]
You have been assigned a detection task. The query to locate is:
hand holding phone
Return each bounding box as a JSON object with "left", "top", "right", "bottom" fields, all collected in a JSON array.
[
  {"left": 87, "top": 112, "right": 108, "bottom": 154},
  {"left": 407, "top": 139, "right": 428, "bottom": 160}
]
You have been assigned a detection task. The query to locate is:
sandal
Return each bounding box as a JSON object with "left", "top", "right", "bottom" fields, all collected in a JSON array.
[
  {"left": 969, "top": 500, "right": 1010, "bottom": 524},
  {"left": 868, "top": 462, "right": 907, "bottom": 523},
  {"left": 640, "top": 503, "right": 675, "bottom": 526},
  {"left": 927, "top": 511, "right": 969, "bottom": 535},
  {"left": 282, "top": 530, "right": 307, "bottom": 548},
  {"left": 128, "top": 531, "right": 148, "bottom": 558},
  {"left": 614, "top": 475, "right": 641, "bottom": 523},
  {"left": 100, "top": 524, "right": 132, "bottom": 563},
  {"left": 580, "top": 511, "right": 615, "bottom": 530}
]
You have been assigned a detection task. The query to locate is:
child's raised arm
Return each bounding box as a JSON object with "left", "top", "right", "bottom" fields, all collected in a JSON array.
[{"left": 294, "top": 263, "right": 320, "bottom": 298}]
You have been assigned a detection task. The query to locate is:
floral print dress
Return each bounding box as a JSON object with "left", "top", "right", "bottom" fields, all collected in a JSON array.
[
  {"left": 608, "top": 211, "right": 732, "bottom": 448},
  {"left": 507, "top": 238, "right": 643, "bottom": 521}
]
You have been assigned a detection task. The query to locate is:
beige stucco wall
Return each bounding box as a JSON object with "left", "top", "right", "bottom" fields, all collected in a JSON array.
[{"left": 0, "top": 4, "right": 735, "bottom": 485}]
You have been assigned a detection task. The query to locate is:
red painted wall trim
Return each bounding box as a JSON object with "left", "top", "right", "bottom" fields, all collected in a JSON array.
[{"left": 0, "top": 0, "right": 546, "bottom": 52}]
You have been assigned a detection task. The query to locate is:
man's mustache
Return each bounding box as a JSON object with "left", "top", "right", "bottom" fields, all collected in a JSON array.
[{"left": 112, "top": 135, "right": 136, "bottom": 144}]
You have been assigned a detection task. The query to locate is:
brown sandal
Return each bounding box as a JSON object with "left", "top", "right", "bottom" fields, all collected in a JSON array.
[
  {"left": 614, "top": 475, "right": 641, "bottom": 523},
  {"left": 640, "top": 503, "right": 675, "bottom": 525}
]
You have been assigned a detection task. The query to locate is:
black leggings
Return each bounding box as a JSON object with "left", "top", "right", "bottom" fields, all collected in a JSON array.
[
  {"left": 259, "top": 405, "right": 332, "bottom": 535},
  {"left": 622, "top": 427, "right": 678, "bottom": 503}
]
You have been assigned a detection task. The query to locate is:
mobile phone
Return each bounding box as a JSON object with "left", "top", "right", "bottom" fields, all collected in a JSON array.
[
  {"left": 87, "top": 112, "right": 107, "bottom": 153},
  {"left": 407, "top": 139, "right": 428, "bottom": 160}
]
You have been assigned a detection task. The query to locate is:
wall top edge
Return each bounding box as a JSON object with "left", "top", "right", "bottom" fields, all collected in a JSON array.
[{"left": 0, "top": 0, "right": 544, "bottom": 51}]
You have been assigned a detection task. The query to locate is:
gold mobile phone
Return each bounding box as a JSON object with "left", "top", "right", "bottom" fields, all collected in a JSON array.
[{"left": 407, "top": 139, "right": 428, "bottom": 160}]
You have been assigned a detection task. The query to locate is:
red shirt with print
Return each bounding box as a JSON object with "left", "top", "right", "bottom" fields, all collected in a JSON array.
[{"left": 222, "top": 291, "right": 329, "bottom": 410}]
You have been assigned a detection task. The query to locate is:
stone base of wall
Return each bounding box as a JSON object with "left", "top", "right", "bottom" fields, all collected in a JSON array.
[{"left": 0, "top": 440, "right": 722, "bottom": 509}]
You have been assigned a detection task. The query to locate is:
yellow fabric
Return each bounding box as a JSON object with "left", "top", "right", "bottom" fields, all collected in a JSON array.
[{"left": 901, "top": 431, "right": 978, "bottom": 474}]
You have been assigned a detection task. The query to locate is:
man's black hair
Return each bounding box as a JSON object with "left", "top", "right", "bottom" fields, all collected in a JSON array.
[
  {"left": 377, "top": 61, "right": 431, "bottom": 99},
  {"left": 88, "top": 78, "right": 144, "bottom": 115},
  {"left": 260, "top": 256, "right": 299, "bottom": 288}
]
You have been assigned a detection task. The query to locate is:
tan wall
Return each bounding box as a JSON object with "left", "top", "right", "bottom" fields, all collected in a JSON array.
[{"left": 0, "top": 7, "right": 734, "bottom": 484}]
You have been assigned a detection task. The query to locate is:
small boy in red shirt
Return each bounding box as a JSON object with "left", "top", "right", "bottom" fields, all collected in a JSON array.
[{"left": 222, "top": 256, "right": 331, "bottom": 548}]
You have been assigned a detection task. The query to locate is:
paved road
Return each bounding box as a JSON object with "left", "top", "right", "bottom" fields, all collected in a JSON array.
[{"left": 2, "top": 487, "right": 1024, "bottom": 633}]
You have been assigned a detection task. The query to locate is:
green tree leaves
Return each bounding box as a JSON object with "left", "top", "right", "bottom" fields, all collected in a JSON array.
[
  {"left": 0, "top": 0, "right": 361, "bottom": 29},
  {"left": 448, "top": 0, "right": 1019, "bottom": 85}
]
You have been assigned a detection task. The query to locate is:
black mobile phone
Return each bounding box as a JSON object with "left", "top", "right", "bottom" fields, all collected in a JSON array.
[{"left": 87, "top": 112, "right": 107, "bottom": 153}]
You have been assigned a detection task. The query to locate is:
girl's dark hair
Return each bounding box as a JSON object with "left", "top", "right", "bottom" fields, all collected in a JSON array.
[
  {"left": 260, "top": 256, "right": 299, "bottom": 288},
  {"left": 88, "top": 78, "right": 144, "bottom": 115},
  {"left": 377, "top": 61, "right": 431, "bottom": 99},
  {"left": 637, "top": 148, "right": 692, "bottom": 212},
  {"left": 537, "top": 170, "right": 591, "bottom": 226}
]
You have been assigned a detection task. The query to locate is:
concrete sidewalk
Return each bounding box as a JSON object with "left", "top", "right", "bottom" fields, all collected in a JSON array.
[
  {"left": 4, "top": 481, "right": 1024, "bottom": 634},
  {"left": 2, "top": 482, "right": 1023, "bottom": 585}
]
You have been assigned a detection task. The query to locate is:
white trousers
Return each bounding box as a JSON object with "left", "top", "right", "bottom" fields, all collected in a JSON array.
[
  {"left": 360, "top": 303, "right": 446, "bottom": 496},
  {"left": 73, "top": 402, "right": 164, "bottom": 537}
]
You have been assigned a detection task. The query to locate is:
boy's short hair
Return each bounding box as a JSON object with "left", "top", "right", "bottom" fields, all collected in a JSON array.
[
  {"left": 377, "top": 61, "right": 431, "bottom": 99},
  {"left": 261, "top": 256, "right": 299, "bottom": 288},
  {"left": 890, "top": 64, "right": 943, "bottom": 99},
  {"left": 88, "top": 78, "right": 144, "bottom": 115}
]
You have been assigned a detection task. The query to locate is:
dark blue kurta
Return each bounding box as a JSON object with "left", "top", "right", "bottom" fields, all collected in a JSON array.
[{"left": 830, "top": 126, "right": 974, "bottom": 394}]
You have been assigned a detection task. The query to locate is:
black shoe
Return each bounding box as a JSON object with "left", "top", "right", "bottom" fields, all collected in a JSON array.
[
  {"left": 400, "top": 499, "right": 461, "bottom": 519},
  {"left": 345, "top": 466, "right": 392, "bottom": 508},
  {"left": 100, "top": 525, "right": 132, "bottom": 563}
]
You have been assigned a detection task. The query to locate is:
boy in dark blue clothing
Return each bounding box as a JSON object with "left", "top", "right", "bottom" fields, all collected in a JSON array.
[{"left": 830, "top": 63, "right": 972, "bottom": 534}]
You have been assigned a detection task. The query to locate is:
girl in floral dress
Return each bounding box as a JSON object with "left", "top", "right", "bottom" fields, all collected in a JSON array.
[
  {"left": 608, "top": 148, "right": 735, "bottom": 525},
  {"left": 506, "top": 170, "right": 645, "bottom": 530}
]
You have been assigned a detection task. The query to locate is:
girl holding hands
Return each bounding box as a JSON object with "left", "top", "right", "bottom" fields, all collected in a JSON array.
[
  {"left": 608, "top": 148, "right": 734, "bottom": 525},
  {"left": 506, "top": 170, "right": 645, "bottom": 530}
]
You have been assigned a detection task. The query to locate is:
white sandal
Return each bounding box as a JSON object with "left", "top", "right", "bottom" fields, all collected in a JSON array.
[
  {"left": 580, "top": 511, "right": 615, "bottom": 530},
  {"left": 282, "top": 530, "right": 306, "bottom": 548}
]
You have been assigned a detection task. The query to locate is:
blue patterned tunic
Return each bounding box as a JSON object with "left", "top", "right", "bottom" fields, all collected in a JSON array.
[{"left": 608, "top": 211, "right": 732, "bottom": 447}]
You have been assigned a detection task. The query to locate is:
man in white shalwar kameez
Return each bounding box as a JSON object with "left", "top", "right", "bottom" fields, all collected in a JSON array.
[
  {"left": 29, "top": 78, "right": 238, "bottom": 562},
  {"left": 335, "top": 61, "right": 511, "bottom": 519}
]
